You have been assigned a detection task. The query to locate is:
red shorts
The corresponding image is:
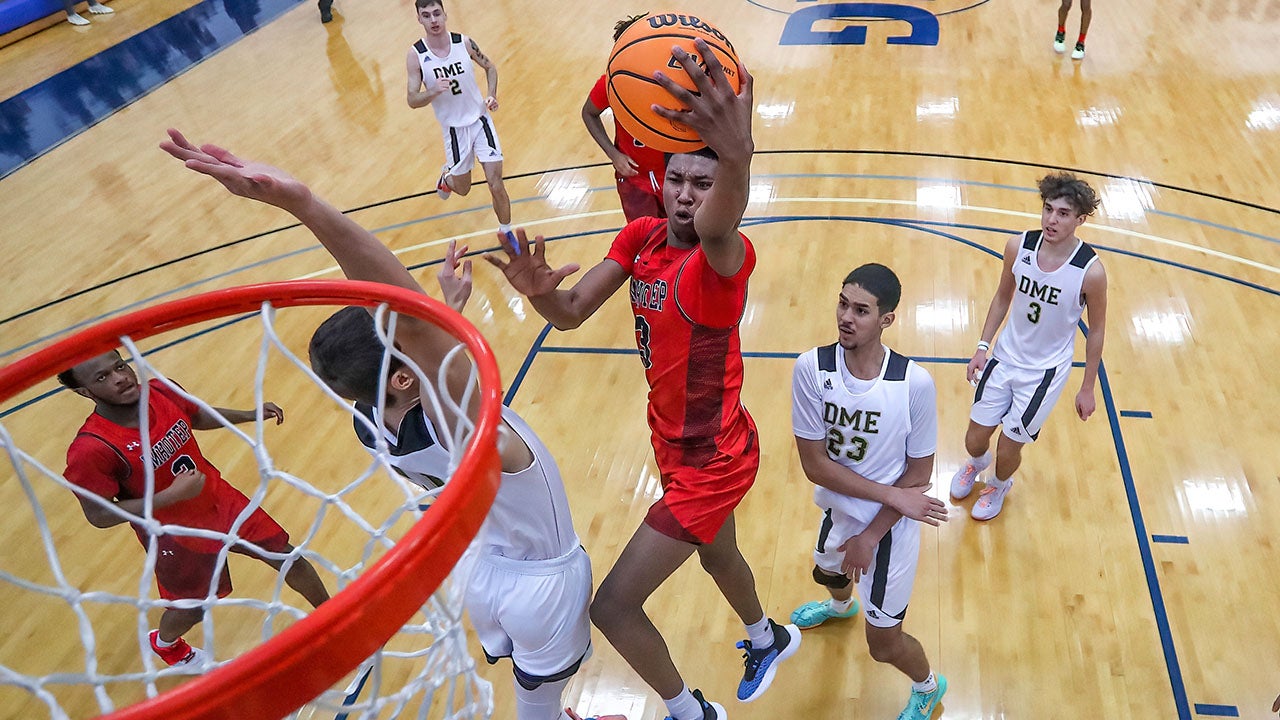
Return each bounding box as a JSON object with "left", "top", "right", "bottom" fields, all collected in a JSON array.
[
  {"left": 617, "top": 180, "right": 665, "bottom": 224},
  {"left": 152, "top": 509, "right": 290, "bottom": 600},
  {"left": 644, "top": 430, "right": 758, "bottom": 545}
]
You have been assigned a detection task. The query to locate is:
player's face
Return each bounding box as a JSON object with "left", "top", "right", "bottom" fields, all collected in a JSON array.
[
  {"left": 417, "top": 3, "right": 446, "bottom": 35},
  {"left": 72, "top": 352, "right": 140, "bottom": 406},
  {"left": 1041, "top": 197, "right": 1086, "bottom": 243},
  {"left": 836, "top": 284, "right": 892, "bottom": 350},
  {"left": 663, "top": 153, "right": 717, "bottom": 242}
]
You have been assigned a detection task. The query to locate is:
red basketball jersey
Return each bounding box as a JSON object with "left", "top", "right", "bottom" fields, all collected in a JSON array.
[
  {"left": 589, "top": 74, "right": 666, "bottom": 194},
  {"left": 65, "top": 380, "right": 266, "bottom": 553},
  {"left": 606, "top": 218, "right": 757, "bottom": 468}
]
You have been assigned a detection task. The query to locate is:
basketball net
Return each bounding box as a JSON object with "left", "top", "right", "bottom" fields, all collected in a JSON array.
[{"left": 0, "top": 282, "right": 502, "bottom": 720}]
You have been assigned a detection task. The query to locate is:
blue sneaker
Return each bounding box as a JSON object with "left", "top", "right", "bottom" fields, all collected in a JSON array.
[
  {"left": 897, "top": 674, "right": 948, "bottom": 720},
  {"left": 735, "top": 619, "right": 801, "bottom": 702},
  {"left": 790, "top": 598, "right": 860, "bottom": 629},
  {"left": 662, "top": 688, "right": 725, "bottom": 720}
]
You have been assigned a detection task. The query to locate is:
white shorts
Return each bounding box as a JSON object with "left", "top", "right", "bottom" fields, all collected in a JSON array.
[
  {"left": 813, "top": 510, "right": 920, "bottom": 628},
  {"left": 441, "top": 115, "right": 503, "bottom": 175},
  {"left": 969, "top": 357, "right": 1072, "bottom": 443},
  {"left": 465, "top": 544, "right": 592, "bottom": 684}
]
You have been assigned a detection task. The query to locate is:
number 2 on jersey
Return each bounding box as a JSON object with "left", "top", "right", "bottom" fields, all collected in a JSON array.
[
  {"left": 635, "top": 316, "right": 653, "bottom": 369},
  {"left": 448, "top": 79, "right": 462, "bottom": 95}
]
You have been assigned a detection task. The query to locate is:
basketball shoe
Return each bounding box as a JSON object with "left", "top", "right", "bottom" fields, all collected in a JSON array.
[
  {"left": 1071, "top": 41, "right": 1086, "bottom": 59},
  {"left": 148, "top": 630, "right": 208, "bottom": 667},
  {"left": 436, "top": 170, "right": 452, "bottom": 200},
  {"left": 318, "top": 0, "right": 333, "bottom": 23},
  {"left": 971, "top": 478, "right": 1013, "bottom": 520},
  {"left": 790, "top": 597, "right": 860, "bottom": 629},
  {"left": 1053, "top": 30, "right": 1066, "bottom": 53},
  {"left": 662, "top": 689, "right": 725, "bottom": 720},
  {"left": 949, "top": 452, "right": 990, "bottom": 499},
  {"left": 735, "top": 619, "right": 800, "bottom": 702},
  {"left": 897, "top": 674, "right": 948, "bottom": 720}
]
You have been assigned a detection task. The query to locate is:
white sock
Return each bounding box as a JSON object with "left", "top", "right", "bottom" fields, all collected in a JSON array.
[
  {"left": 744, "top": 615, "right": 773, "bottom": 649},
  {"left": 911, "top": 671, "right": 937, "bottom": 694},
  {"left": 971, "top": 451, "right": 992, "bottom": 469},
  {"left": 829, "top": 596, "right": 855, "bottom": 613},
  {"left": 990, "top": 476, "right": 1013, "bottom": 489},
  {"left": 499, "top": 223, "right": 512, "bottom": 235},
  {"left": 513, "top": 676, "right": 571, "bottom": 720},
  {"left": 663, "top": 686, "right": 702, "bottom": 720},
  {"left": 153, "top": 633, "right": 176, "bottom": 648}
]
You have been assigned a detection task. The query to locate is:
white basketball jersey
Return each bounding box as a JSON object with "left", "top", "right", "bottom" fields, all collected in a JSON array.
[
  {"left": 994, "top": 230, "right": 1099, "bottom": 369},
  {"left": 414, "top": 34, "right": 485, "bottom": 128},
  {"left": 792, "top": 344, "right": 937, "bottom": 530},
  {"left": 353, "top": 402, "right": 580, "bottom": 561}
]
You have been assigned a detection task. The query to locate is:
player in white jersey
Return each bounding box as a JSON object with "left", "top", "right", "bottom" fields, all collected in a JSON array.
[
  {"left": 160, "top": 130, "right": 624, "bottom": 720},
  {"left": 950, "top": 172, "right": 1108, "bottom": 520},
  {"left": 406, "top": 0, "right": 516, "bottom": 242},
  {"left": 790, "top": 263, "right": 949, "bottom": 720}
]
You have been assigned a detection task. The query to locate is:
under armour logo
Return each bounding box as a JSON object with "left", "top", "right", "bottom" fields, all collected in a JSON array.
[
  {"left": 1020, "top": 255, "right": 1032, "bottom": 265},
  {"left": 824, "top": 379, "right": 833, "bottom": 390},
  {"left": 125, "top": 441, "right": 141, "bottom": 451},
  {"left": 634, "top": 255, "right": 641, "bottom": 264},
  {"left": 161, "top": 550, "right": 175, "bottom": 556}
]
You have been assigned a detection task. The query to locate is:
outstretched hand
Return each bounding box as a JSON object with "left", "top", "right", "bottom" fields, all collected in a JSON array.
[
  {"left": 651, "top": 39, "right": 754, "bottom": 162},
  {"left": 159, "top": 128, "right": 313, "bottom": 212},
  {"left": 483, "top": 228, "right": 580, "bottom": 298},
  {"left": 437, "top": 240, "right": 473, "bottom": 313}
]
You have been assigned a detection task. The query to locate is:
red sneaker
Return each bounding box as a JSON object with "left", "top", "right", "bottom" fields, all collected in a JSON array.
[
  {"left": 436, "top": 172, "right": 452, "bottom": 200},
  {"left": 148, "top": 630, "right": 201, "bottom": 666}
]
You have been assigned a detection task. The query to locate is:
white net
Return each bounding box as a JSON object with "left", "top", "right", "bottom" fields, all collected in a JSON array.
[{"left": 0, "top": 297, "right": 497, "bottom": 720}]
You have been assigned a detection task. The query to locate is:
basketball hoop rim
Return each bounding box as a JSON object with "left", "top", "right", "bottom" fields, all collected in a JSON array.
[{"left": 0, "top": 280, "right": 504, "bottom": 720}]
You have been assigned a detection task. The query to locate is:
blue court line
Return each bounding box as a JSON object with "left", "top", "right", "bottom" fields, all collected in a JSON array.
[
  {"left": 1152, "top": 535, "right": 1190, "bottom": 544},
  {"left": 1193, "top": 704, "right": 1239, "bottom": 717},
  {"left": 744, "top": 0, "right": 992, "bottom": 18},
  {"left": 1121, "top": 410, "right": 1154, "bottom": 418},
  {"left": 0, "top": 0, "right": 308, "bottom": 179}
]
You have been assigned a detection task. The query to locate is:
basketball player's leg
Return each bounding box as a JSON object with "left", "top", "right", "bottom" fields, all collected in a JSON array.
[
  {"left": 589, "top": 523, "right": 697, "bottom": 698},
  {"left": 251, "top": 546, "right": 330, "bottom": 608},
  {"left": 480, "top": 160, "right": 512, "bottom": 226},
  {"left": 865, "top": 624, "right": 930, "bottom": 681},
  {"left": 156, "top": 607, "right": 202, "bottom": 643},
  {"left": 954, "top": 359, "right": 1009, "bottom": 498},
  {"left": 695, "top": 513, "right": 764, "bottom": 625},
  {"left": 473, "top": 117, "right": 511, "bottom": 228},
  {"left": 792, "top": 509, "right": 860, "bottom": 629},
  {"left": 440, "top": 124, "right": 476, "bottom": 196},
  {"left": 1077, "top": 0, "right": 1092, "bottom": 38},
  {"left": 1057, "top": 0, "right": 1073, "bottom": 27},
  {"left": 992, "top": 432, "right": 1027, "bottom": 482}
]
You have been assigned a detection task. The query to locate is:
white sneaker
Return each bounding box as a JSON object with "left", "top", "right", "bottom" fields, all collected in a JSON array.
[
  {"left": 88, "top": 2, "right": 114, "bottom": 13},
  {"left": 66, "top": 12, "right": 90, "bottom": 25},
  {"left": 950, "top": 453, "right": 990, "bottom": 499},
  {"left": 1071, "top": 42, "right": 1085, "bottom": 60},
  {"left": 971, "top": 478, "right": 1012, "bottom": 520},
  {"left": 1053, "top": 31, "right": 1066, "bottom": 53}
]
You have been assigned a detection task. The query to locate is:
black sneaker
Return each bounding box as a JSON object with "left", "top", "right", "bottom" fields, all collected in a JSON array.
[
  {"left": 735, "top": 619, "right": 801, "bottom": 702},
  {"left": 318, "top": 0, "right": 333, "bottom": 23},
  {"left": 662, "top": 689, "right": 725, "bottom": 720}
]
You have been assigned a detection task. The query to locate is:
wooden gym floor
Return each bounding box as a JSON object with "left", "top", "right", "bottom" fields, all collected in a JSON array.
[{"left": 0, "top": 0, "right": 1277, "bottom": 718}]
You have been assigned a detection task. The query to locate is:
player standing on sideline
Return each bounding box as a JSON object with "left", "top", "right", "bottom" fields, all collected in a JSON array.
[
  {"left": 486, "top": 42, "right": 799, "bottom": 720},
  {"left": 581, "top": 14, "right": 667, "bottom": 223},
  {"left": 1053, "top": 0, "right": 1091, "bottom": 59},
  {"left": 406, "top": 0, "right": 516, "bottom": 241},
  {"left": 789, "top": 263, "right": 948, "bottom": 720},
  {"left": 950, "top": 172, "right": 1107, "bottom": 520},
  {"left": 160, "top": 129, "right": 625, "bottom": 720},
  {"left": 59, "top": 356, "right": 329, "bottom": 667}
]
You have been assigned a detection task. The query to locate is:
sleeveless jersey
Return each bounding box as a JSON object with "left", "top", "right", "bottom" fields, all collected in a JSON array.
[
  {"left": 994, "top": 230, "right": 1098, "bottom": 369},
  {"left": 353, "top": 402, "right": 579, "bottom": 562},
  {"left": 588, "top": 74, "right": 665, "bottom": 194},
  {"left": 792, "top": 344, "right": 937, "bottom": 528},
  {"left": 64, "top": 380, "right": 257, "bottom": 553},
  {"left": 414, "top": 33, "right": 485, "bottom": 128},
  {"left": 605, "top": 217, "right": 757, "bottom": 468}
]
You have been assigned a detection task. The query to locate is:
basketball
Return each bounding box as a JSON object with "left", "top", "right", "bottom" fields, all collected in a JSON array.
[{"left": 606, "top": 11, "right": 741, "bottom": 153}]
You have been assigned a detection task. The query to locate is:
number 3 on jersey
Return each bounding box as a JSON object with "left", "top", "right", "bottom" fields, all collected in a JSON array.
[
  {"left": 635, "top": 316, "right": 653, "bottom": 369},
  {"left": 826, "top": 427, "right": 868, "bottom": 462}
]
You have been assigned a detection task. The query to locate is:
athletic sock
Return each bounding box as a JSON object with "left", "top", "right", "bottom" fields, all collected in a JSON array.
[
  {"left": 663, "top": 685, "right": 703, "bottom": 720},
  {"left": 1057, "top": 24, "right": 1066, "bottom": 33},
  {"left": 499, "top": 223, "right": 513, "bottom": 235},
  {"left": 513, "top": 676, "right": 571, "bottom": 720},
  {"left": 1077, "top": 33, "right": 1087, "bottom": 43},
  {"left": 912, "top": 671, "right": 938, "bottom": 694},
  {"left": 830, "top": 596, "right": 856, "bottom": 614},
  {"left": 153, "top": 634, "right": 177, "bottom": 648},
  {"left": 971, "top": 451, "right": 992, "bottom": 469},
  {"left": 744, "top": 615, "right": 773, "bottom": 649}
]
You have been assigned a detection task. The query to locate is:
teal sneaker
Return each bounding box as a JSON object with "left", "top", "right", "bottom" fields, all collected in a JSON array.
[
  {"left": 897, "top": 674, "right": 948, "bottom": 720},
  {"left": 790, "top": 598, "right": 860, "bottom": 629}
]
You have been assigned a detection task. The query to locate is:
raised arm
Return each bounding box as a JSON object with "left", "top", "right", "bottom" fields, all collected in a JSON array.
[
  {"left": 967, "top": 233, "right": 1021, "bottom": 383},
  {"left": 1075, "top": 261, "right": 1108, "bottom": 420},
  {"left": 194, "top": 402, "right": 284, "bottom": 429},
  {"left": 653, "top": 41, "right": 754, "bottom": 276},
  {"left": 467, "top": 37, "right": 499, "bottom": 110},
  {"left": 484, "top": 229, "right": 629, "bottom": 330}
]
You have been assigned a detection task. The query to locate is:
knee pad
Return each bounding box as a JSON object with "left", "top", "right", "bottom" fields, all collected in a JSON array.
[{"left": 813, "top": 565, "right": 852, "bottom": 589}]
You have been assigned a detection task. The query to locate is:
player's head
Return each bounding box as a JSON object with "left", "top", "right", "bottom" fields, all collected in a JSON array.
[
  {"left": 613, "top": 13, "right": 646, "bottom": 41},
  {"left": 309, "top": 308, "right": 417, "bottom": 407},
  {"left": 837, "top": 264, "right": 900, "bottom": 350},
  {"left": 1038, "top": 172, "right": 1099, "bottom": 242},
  {"left": 662, "top": 147, "right": 719, "bottom": 242},
  {"left": 58, "top": 350, "right": 141, "bottom": 406},
  {"left": 415, "top": 0, "right": 446, "bottom": 32}
]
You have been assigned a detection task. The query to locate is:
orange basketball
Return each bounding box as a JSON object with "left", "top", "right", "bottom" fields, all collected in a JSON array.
[{"left": 606, "top": 11, "right": 741, "bottom": 154}]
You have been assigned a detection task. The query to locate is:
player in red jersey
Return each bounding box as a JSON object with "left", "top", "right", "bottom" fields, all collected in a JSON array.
[
  {"left": 487, "top": 43, "right": 798, "bottom": 720},
  {"left": 59, "top": 352, "right": 329, "bottom": 667},
  {"left": 581, "top": 14, "right": 667, "bottom": 223}
]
